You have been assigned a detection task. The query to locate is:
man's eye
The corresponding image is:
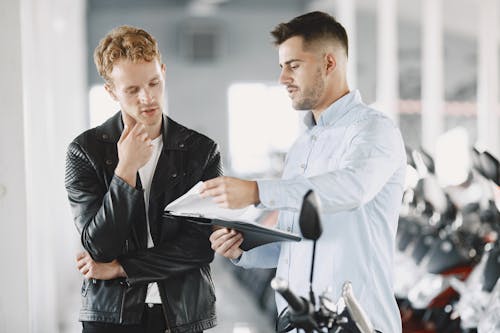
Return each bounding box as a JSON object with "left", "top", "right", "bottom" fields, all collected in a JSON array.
[
  {"left": 150, "top": 81, "right": 159, "bottom": 86},
  {"left": 291, "top": 65, "right": 299, "bottom": 70},
  {"left": 127, "top": 88, "right": 138, "bottom": 95}
]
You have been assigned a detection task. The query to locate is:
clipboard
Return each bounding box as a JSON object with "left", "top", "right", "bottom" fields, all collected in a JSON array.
[{"left": 163, "top": 212, "right": 301, "bottom": 251}]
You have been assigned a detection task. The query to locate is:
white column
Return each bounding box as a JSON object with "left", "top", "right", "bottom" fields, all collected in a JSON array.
[
  {"left": 376, "top": 0, "right": 398, "bottom": 122},
  {"left": 421, "top": 0, "right": 444, "bottom": 156},
  {"left": 336, "top": 0, "right": 357, "bottom": 89},
  {"left": 0, "top": 0, "right": 29, "bottom": 331},
  {"left": 21, "top": 0, "right": 88, "bottom": 331},
  {"left": 477, "top": 0, "right": 499, "bottom": 157}
]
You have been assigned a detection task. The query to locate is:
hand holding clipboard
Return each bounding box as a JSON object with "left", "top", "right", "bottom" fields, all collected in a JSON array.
[{"left": 164, "top": 182, "right": 301, "bottom": 251}]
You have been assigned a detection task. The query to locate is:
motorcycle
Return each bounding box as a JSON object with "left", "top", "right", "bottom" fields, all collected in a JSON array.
[
  {"left": 271, "top": 190, "right": 375, "bottom": 333},
  {"left": 450, "top": 150, "right": 500, "bottom": 333},
  {"left": 396, "top": 147, "right": 500, "bottom": 332}
]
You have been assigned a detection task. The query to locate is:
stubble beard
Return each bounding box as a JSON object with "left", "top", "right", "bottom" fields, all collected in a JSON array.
[{"left": 291, "top": 69, "right": 325, "bottom": 111}]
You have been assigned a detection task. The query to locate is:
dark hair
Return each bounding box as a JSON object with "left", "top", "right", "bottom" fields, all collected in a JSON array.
[{"left": 270, "top": 11, "right": 348, "bottom": 56}]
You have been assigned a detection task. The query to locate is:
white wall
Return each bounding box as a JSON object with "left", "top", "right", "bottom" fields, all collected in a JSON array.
[
  {"left": 20, "top": 0, "right": 88, "bottom": 329},
  {"left": 0, "top": 0, "right": 88, "bottom": 331},
  {"left": 0, "top": 0, "right": 29, "bottom": 330}
]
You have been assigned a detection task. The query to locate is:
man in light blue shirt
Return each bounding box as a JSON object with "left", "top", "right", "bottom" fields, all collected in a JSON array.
[{"left": 200, "top": 11, "right": 405, "bottom": 333}]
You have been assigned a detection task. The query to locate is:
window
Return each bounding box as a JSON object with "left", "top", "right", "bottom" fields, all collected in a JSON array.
[{"left": 228, "top": 83, "right": 304, "bottom": 176}]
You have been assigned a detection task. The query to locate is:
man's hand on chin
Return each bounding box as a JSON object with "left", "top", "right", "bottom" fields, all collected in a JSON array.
[{"left": 76, "top": 251, "right": 127, "bottom": 280}]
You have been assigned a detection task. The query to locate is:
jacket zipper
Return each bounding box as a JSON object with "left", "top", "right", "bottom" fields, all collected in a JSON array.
[
  {"left": 119, "top": 240, "right": 129, "bottom": 323},
  {"left": 159, "top": 281, "right": 172, "bottom": 333},
  {"left": 119, "top": 282, "right": 127, "bottom": 323}
]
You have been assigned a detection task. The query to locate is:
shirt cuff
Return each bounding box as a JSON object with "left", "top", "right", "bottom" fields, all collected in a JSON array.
[
  {"left": 230, "top": 254, "right": 243, "bottom": 266},
  {"left": 256, "top": 179, "right": 283, "bottom": 208},
  {"left": 230, "top": 251, "right": 252, "bottom": 269},
  {"left": 257, "top": 178, "right": 305, "bottom": 210}
]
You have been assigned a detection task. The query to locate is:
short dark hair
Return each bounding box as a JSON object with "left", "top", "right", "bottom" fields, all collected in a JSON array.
[{"left": 270, "top": 11, "right": 348, "bottom": 57}]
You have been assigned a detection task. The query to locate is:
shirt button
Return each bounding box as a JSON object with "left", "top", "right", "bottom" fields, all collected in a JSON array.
[
  {"left": 287, "top": 227, "right": 291, "bottom": 232},
  {"left": 300, "top": 163, "right": 306, "bottom": 169},
  {"left": 102, "top": 134, "right": 109, "bottom": 140},
  {"left": 269, "top": 200, "right": 275, "bottom": 205},
  {"left": 171, "top": 173, "right": 177, "bottom": 178},
  {"left": 179, "top": 143, "right": 185, "bottom": 148},
  {"left": 105, "top": 159, "right": 113, "bottom": 166},
  {"left": 311, "top": 135, "right": 317, "bottom": 141}
]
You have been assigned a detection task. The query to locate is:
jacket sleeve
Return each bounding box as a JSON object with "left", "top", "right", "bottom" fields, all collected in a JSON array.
[
  {"left": 118, "top": 143, "right": 223, "bottom": 285},
  {"left": 65, "top": 141, "right": 142, "bottom": 262}
]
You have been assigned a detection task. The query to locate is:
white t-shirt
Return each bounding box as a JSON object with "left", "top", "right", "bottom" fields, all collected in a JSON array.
[{"left": 138, "top": 135, "right": 163, "bottom": 304}]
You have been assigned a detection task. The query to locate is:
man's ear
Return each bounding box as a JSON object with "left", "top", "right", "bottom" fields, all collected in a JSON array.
[
  {"left": 325, "top": 53, "right": 337, "bottom": 74},
  {"left": 104, "top": 83, "right": 118, "bottom": 102},
  {"left": 161, "top": 63, "right": 167, "bottom": 77}
]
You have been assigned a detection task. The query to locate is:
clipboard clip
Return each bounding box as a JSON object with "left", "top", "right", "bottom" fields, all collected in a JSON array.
[{"left": 163, "top": 211, "right": 212, "bottom": 224}]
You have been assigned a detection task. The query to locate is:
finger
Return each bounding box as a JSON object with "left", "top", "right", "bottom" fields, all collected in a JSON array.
[
  {"left": 76, "top": 259, "right": 87, "bottom": 270},
  {"left": 76, "top": 251, "right": 86, "bottom": 260},
  {"left": 213, "top": 231, "right": 241, "bottom": 251},
  {"left": 133, "top": 123, "right": 147, "bottom": 136},
  {"left": 212, "top": 194, "right": 228, "bottom": 204},
  {"left": 138, "top": 132, "right": 149, "bottom": 142},
  {"left": 200, "top": 187, "right": 226, "bottom": 199},
  {"left": 118, "top": 124, "right": 132, "bottom": 143},
  {"left": 129, "top": 122, "right": 142, "bottom": 136},
  {"left": 225, "top": 236, "right": 243, "bottom": 254},
  {"left": 211, "top": 225, "right": 224, "bottom": 232},
  {"left": 217, "top": 202, "right": 229, "bottom": 209},
  {"left": 209, "top": 228, "right": 231, "bottom": 244},
  {"left": 229, "top": 229, "right": 242, "bottom": 237},
  {"left": 218, "top": 233, "right": 243, "bottom": 253},
  {"left": 201, "top": 177, "right": 224, "bottom": 192},
  {"left": 76, "top": 252, "right": 90, "bottom": 264},
  {"left": 79, "top": 264, "right": 90, "bottom": 275},
  {"left": 222, "top": 237, "right": 244, "bottom": 258}
]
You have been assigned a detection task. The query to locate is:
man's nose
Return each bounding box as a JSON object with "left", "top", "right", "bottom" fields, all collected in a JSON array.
[
  {"left": 139, "top": 88, "right": 154, "bottom": 104},
  {"left": 279, "top": 69, "right": 291, "bottom": 85}
]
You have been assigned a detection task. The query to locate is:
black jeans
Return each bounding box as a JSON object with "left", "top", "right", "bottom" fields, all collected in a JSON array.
[{"left": 82, "top": 304, "right": 204, "bottom": 333}]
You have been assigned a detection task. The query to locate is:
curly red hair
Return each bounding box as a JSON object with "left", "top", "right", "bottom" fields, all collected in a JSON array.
[{"left": 94, "top": 25, "right": 162, "bottom": 83}]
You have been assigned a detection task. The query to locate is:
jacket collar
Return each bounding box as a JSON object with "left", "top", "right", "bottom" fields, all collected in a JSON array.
[{"left": 95, "top": 111, "right": 192, "bottom": 151}]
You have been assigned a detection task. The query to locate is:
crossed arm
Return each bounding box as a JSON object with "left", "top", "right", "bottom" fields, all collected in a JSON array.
[{"left": 66, "top": 133, "right": 222, "bottom": 283}]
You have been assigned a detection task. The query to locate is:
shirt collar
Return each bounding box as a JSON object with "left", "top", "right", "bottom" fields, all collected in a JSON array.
[{"left": 303, "top": 89, "right": 363, "bottom": 129}]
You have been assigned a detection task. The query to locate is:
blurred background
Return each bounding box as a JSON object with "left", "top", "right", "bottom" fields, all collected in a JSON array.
[{"left": 1, "top": 0, "right": 499, "bottom": 332}]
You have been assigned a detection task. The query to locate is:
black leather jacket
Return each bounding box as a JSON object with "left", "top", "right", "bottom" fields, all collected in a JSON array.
[{"left": 65, "top": 112, "right": 221, "bottom": 332}]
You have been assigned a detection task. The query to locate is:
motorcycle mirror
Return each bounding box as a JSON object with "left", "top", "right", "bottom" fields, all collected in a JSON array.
[
  {"left": 405, "top": 146, "right": 416, "bottom": 169},
  {"left": 471, "top": 147, "right": 484, "bottom": 177},
  {"left": 418, "top": 147, "right": 435, "bottom": 174},
  {"left": 480, "top": 151, "right": 500, "bottom": 186},
  {"left": 299, "top": 190, "right": 322, "bottom": 241}
]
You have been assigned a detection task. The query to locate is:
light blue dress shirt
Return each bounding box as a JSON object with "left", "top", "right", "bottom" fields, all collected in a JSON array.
[{"left": 234, "top": 90, "right": 405, "bottom": 333}]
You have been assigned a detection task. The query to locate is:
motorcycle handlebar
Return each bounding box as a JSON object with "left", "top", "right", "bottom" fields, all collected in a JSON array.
[
  {"left": 271, "top": 277, "right": 308, "bottom": 314},
  {"left": 342, "top": 282, "right": 375, "bottom": 333}
]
